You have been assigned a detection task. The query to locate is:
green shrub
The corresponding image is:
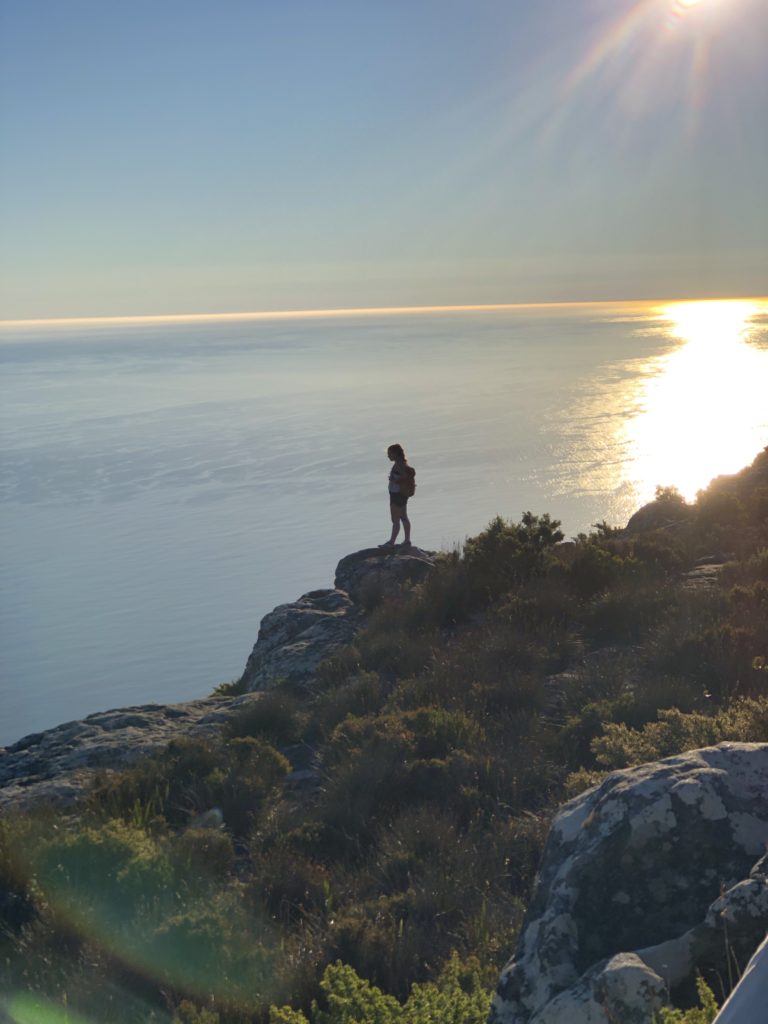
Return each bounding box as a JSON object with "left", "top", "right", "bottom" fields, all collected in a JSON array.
[
  {"left": 583, "top": 583, "right": 673, "bottom": 644},
  {"left": 357, "top": 626, "right": 436, "bottom": 678},
  {"left": 247, "top": 845, "right": 332, "bottom": 925},
  {"left": 314, "top": 646, "right": 364, "bottom": 689},
  {"left": 567, "top": 543, "right": 631, "bottom": 598},
  {"left": 463, "top": 512, "right": 564, "bottom": 598},
  {"left": 226, "top": 689, "right": 307, "bottom": 745},
  {"left": 270, "top": 953, "right": 491, "bottom": 1024},
  {"left": 312, "top": 672, "right": 383, "bottom": 736},
  {"left": 168, "top": 827, "right": 236, "bottom": 887},
  {"left": 655, "top": 975, "right": 719, "bottom": 1022},
  {"left": 147, "top": 900, "right": 276, "bottom": 1004},
  {"left": 630, "top": 535, "right": 685, "bottom": 576},
  {"left": 0, "top": 815, "right": 37, "bottom": 948},
  {"left": 211, "top": 676, "right": 247, "bottom": 697},
  {"left": 173, "top": 1001, "right": 222, "bottom": 1024},
  {"left": 721, "top": 548, "right": 768, "bottom": 587},
  {"left": 34, "top": 820, "right": 174, "bottom": 921},
  {"left": 217, "top": 737, "right": 291, "bottom": 835},
  {"left": 592, "top": 708, "right": 727, "bottom": 769},
  {"left": 412, "top": 552, "right": 477, "bottom": 628},
  {"left": 91, "top": 735, "right": 289, "bottom": 835},
  {"left": 562, "top": 767, "right": 607, "bottom": 799},
  {"left": 663, "top": 624, "right": 759, "bottom": 699},
  {"left": 591, "top": 698, "right": 768, "bottom": 768}
]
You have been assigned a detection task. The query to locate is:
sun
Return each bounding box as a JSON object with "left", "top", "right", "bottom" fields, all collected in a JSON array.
[
  {"left": 671, "top": 0, "right": 709, "bottom": 17},
  {"left": 560, "top": 0, "right": 743, "bottom": 131}
]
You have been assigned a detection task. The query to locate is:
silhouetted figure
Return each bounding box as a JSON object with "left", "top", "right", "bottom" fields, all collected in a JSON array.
[{"left": 380, "top": 443, "right": 415, "bottom": 549}]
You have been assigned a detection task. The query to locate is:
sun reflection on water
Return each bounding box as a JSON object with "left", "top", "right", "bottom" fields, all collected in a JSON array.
[{"left": 622, "top": 299, "right": 768, "bottom": 506}]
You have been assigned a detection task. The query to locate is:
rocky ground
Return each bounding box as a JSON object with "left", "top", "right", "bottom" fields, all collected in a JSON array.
[{"left": 0, "top": 545, "right": 438, "bottom": 810}]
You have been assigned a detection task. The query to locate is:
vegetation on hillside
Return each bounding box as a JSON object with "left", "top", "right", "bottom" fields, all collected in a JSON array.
[{"left": 2, "top": 449, "right": 767, "bottom": 1022}]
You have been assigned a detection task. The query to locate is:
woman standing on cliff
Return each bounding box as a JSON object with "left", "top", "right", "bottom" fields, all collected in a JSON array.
[{"left": 380, "top": 443, "right": 414, "bottom": 549}]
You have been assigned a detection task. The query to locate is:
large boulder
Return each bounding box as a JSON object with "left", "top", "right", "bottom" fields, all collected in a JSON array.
[
  {"left": 242, "top": 547, "right": 437, "bottom": 691},
  {"left": 624, "top": 495, "right": 694, "bottom": 534},
  {"left": 490, "top": 743, "right": 768, "bottom": 1024}
]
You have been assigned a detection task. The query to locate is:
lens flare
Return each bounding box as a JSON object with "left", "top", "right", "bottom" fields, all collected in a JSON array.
[
  {"left": 6, "top": 995, "right": 94, "bottom": 1024},
  {"left": 560, "top": 0, "right": 742, "bottom": 135}
]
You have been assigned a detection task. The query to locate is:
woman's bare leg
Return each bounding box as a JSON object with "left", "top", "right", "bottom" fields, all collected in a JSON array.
[
  {"left": 388, "top": 504, "right": 403, "bottom": 544},
  {"left": 401, "top": 508, "right": 411, "bottom": 544}
]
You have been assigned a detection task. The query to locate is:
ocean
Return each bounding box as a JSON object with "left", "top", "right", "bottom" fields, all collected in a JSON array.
[{"left": 2, "top": 299, "right": 767, "bottom": 745}]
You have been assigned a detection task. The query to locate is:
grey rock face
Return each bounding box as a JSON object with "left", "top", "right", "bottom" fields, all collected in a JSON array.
[
  {"left": 242, "top": 547, "right": 437, "bottom": 692},
  {"left": 0, "top": 694, "right": 265, "bottom": 810},
  {"left": 241, "top": 588, "right": 360, "bottom": 691},
  {"left": 490, "top": 743, "right": 768, "bottom": 1024}
]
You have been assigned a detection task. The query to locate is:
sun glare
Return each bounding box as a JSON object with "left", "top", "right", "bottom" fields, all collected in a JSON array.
[
  {"left": 562, "top": 0, "right": 743, "bottom": 132},
  {"left": 622, "top": 299, "right": 767, "bottom": 503}
]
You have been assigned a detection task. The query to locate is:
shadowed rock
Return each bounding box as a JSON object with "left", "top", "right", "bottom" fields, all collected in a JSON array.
[
  {"left": 490, "top": 742, "right": 768, "bottom": 1024},
  {"left": 334, "top": 545, "right": 437, "bottom": 603},
  {"left": 624, "top": 497, "right": 694, "bottom": 535},
  {"left": 241, "top": 546, "right": 437, "bottom": 691}
]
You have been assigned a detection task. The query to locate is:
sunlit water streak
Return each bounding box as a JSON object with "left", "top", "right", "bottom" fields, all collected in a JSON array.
[{"left": 1, "top": 300, "right": 766, "bottom": 743}]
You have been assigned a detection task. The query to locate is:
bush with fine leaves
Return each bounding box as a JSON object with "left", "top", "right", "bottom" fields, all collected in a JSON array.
[{"left": 270, "top": 953, "right": 490, "bottom": 1024}]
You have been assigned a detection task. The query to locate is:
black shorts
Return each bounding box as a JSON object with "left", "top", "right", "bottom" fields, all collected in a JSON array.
[{"left": 390, "top": 492, "right": 408, "bottom": 508}]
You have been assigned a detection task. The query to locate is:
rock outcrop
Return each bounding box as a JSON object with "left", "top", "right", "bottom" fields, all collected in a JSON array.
[
  {"left": 0, "top": 695, "right": 263, "bottom": 810},
  {"left": 241, "top": 546, "right": 436, "bottom": 691},
  {"left": 490, "top": 743, "right": 768, "bottom": 1024},
  {"left": 334, "top": 546, "right": 437, "bottom": 604},
  {"left": 240, "top": 588, "right": 361, "bottom": 691},
  {"left": 1, "top": 546, "right": 437, "bottom": 809},
  {"left": 624, "top": 496, "right": 694, "bottom": 534}
]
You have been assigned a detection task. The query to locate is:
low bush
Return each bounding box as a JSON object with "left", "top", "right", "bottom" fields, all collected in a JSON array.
[
  {"left": 91, "top": 735, "right": 289, "bottom": 836},
  {"left": 567, "top": 542, "right": 633, "bottom": 598},
  {"left": 655, "top": 975, "right": 719, "bottom": 1023},
  {"left": 247, "top": 844, "right": 332, "bottom": 926},
  {"left": 270, "top": 953, "right": 491, "bottom": 1024},
  {"left": 356, "top": 626, "right": 437, "bottom": 678},
  {"left": 227, "top": 689, "right": 307, "bottom": 745},
  {"left": 463, "top": 512, "right": 564, "bottom": 599},
  {"left": 582, "top": 582, "right": 673, "bottom": 645},
  {"left": 147, "top": 902, "right": 277, "bottom": 1006},
  {"left": 312, "top": 671, "right": 384, "bottom": 737},
  {"left": 592, "top": 698, "right": 768, "bottom": 769}
]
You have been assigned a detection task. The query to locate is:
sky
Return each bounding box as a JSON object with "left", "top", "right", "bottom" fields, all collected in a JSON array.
[{"left": 1, "top": 0, "right": 766, "bottom": 319}]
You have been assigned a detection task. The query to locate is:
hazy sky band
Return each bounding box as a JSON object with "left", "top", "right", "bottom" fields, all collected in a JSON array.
[{"left": 1, "top": 0, "right": 766, "bottom": 317}]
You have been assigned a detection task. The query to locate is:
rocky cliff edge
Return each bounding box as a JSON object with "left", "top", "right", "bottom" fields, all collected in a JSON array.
[{"left": 0, "top": 546, "right": 437, "bottom": 810}]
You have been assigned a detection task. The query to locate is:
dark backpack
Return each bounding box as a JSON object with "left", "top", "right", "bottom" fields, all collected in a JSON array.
[{"left": 400, "top": 465, "right": 416, "bottom": 498}]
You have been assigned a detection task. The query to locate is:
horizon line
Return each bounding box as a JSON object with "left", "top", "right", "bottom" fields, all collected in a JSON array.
[{"left": 1, "top": 296, "right": 765, "bottom": 328}]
